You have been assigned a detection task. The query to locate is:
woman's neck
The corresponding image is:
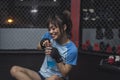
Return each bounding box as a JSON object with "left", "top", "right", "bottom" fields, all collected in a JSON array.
[{"left": 56, "top": 34, "right": 70, "bottom": 45}]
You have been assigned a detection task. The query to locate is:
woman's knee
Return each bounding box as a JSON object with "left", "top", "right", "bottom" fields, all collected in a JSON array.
[{"left": 10, "top": 65, "right": 21, "bottom": 76}]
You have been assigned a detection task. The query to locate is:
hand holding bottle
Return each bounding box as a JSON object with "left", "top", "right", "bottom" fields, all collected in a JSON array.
[{"left": 40, "top": 38, "right": 63, "bottom": 63}]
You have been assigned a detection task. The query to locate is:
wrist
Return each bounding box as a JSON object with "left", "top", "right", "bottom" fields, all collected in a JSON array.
[
  {"left": 50, "top": 47, "right": 63, "bottom": 63},
  {"left": 55, "top": 57, "right": 63, "bottom": 63}
]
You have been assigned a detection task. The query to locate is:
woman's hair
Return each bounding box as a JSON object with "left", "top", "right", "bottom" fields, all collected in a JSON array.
[{"left": 46, "top": 10, "right": 72, "bottom": 39}]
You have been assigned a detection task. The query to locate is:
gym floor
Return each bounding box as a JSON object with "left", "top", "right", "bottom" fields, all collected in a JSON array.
[{"left": 0, "top": 50, "right": 120, "bottom": 80}]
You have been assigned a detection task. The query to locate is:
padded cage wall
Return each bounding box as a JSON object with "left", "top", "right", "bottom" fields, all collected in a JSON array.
[{"left": 80, "top": 0, "right": 120, "bottom": 55}]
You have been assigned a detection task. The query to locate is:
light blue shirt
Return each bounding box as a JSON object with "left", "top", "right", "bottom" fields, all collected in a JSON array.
[{"left": 39, "top": 32, "right": 78, "bottom": 78}]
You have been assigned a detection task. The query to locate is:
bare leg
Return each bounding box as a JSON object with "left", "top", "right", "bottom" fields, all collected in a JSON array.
[{"left": 10, "top": 65, "right": 41, "bottom": 80}]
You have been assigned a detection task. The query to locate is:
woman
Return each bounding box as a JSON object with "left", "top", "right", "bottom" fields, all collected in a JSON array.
[{"left": 10, "top": 10, "right": 78, "bottom": 80}]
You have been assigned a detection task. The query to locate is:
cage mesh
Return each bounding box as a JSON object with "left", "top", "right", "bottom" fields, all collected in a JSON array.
[
  {"left": 80, "top": 0, "right": 120, "bottom": 55},
  {"left": 0, "top": 0, "right": 71, "bottom": 28},
  {"left": 0, "top": 0, "right": 71, "bottom": 50}
]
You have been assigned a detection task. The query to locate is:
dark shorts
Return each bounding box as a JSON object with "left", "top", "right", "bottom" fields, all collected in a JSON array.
[
  {"left": 38, "top": 72, "right": 67, "bottom": 80},
  {"left": 61, "top": 77, "right": 67, "bottom": 80},
  {"left": 38, "top": 72, "right": 45, "bottom": 80}
]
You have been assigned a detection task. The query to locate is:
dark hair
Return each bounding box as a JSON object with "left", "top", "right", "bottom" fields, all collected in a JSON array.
[{"left": 47, "top": 10, "right": 72, "bottom": 39}]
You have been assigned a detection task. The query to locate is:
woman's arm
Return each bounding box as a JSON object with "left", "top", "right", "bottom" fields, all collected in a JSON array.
[
  {"left": 37, "top": 42, "right": 42, "bottom": 50},
  {"left": 57, "top": 62, "right": 72, "bottom": 77},
  {"left": 45, "top": 47, "right": 73, "bottom": 77}
]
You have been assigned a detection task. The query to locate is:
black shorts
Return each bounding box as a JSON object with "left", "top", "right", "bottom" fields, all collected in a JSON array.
[
  {"left": 38, "top": 72, "right": 67, "bottom": 80},
  {"left": 61, "top": 77, "right": 67, "bottom": 80}
]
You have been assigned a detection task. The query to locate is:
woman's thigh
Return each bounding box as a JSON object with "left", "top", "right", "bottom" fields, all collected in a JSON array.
[{"left": 11, "top": 66, "right": 41, "bottom": 80}]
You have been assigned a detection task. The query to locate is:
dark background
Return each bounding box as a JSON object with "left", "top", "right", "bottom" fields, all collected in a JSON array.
[{"left": 0, "top": 50, "right": 120, "bottom": 80}]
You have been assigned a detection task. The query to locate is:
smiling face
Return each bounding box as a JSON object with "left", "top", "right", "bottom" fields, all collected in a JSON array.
[
  {"left": 48, "top": 22, "right": 62, "bottom": 40},
  {"left": 47, "top": 12, "right": 72, "bottom": 42}
]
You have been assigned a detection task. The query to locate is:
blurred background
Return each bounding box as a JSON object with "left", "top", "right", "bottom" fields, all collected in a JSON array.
[{"left": 0, "top": 0, "right": 120, "bottom": 80}]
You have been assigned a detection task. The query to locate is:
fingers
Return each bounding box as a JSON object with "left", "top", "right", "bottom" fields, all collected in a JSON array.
[
  {"left": 42, "top": 40, "right": 52, "bottom": 55},
  {"left": 42, "top": 40, "right": 51, "bottom": 47},
  {"left": 45, "top": 47, "right": 52, "bottom": 55}
]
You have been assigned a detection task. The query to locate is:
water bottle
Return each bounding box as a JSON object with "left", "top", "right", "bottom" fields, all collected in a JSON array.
[{"left": 47, "top": 55, "right": 56, "bottom": 69}]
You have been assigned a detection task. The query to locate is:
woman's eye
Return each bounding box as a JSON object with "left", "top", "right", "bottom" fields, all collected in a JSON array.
[
  {"left": 52, "top": 28, "right": 55, "bottom": 30},
  {"left": 48, "top": 28, "right": 55, "bottom": 31}
]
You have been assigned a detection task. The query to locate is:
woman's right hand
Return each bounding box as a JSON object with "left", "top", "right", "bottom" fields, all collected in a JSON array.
[
  {"left": 42, "top": 39, "right": 51, "bottom": 48},
  {"left": 37, "top": 38, "right": 51, "bottom": 50},
  {"left": 45, "top": 47, "right": 52, "bottom": 55}
]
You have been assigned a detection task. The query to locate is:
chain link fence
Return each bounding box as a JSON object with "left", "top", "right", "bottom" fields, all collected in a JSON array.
[
  {"left": 0, "top": 0, "right": 71, "bottom": 50},
  {"left": 80, "top": 0, "right": 120, "bottom": 55},
  {"left": 0, "top": 0, "right": 71, "bottom": 28}
]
